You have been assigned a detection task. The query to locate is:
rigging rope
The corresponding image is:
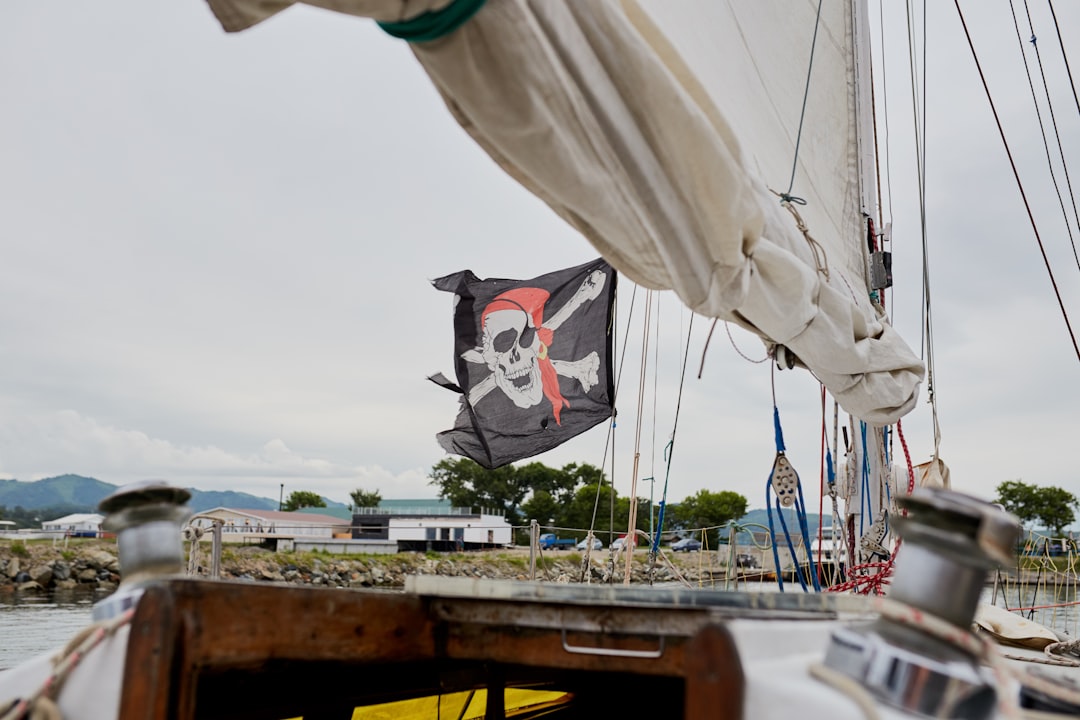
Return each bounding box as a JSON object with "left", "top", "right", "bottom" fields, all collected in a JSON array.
[
  {"left": 622, "top": 291, "right": 654, "bottom": 585},
  {"left": 955, "top": 0, "right": 1080, "bottom": 362},
  {"left": 780, "top": 0, "right": 825, "bottom": 205},
  {"left": 583, "top": 284, "right": 637, "bottom": 576},
  {"left": 1009, "top": 0, "right": 1080, "bottom": 271},
  {"left": 648, "top": 314, "right": 695, "bottom": 566},
  {"left": 903, "top": 0, "right": 945, "bottom": 457},
  {"left": 1046, "top": 1, "right": 1080, "bottom": 122}
]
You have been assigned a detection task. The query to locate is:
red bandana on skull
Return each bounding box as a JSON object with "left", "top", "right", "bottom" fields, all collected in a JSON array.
[{"left": 481, "top": 288, "right": 569, "bottom": 425}]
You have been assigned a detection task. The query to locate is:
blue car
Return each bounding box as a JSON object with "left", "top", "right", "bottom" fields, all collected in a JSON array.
[{"left": 671, "top": 538, "right": 702, "bottom": 552}]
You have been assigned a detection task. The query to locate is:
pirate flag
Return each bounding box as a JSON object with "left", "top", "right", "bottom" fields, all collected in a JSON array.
[{"left": 429, "top": 258, "right": 616, "bottom": 469}]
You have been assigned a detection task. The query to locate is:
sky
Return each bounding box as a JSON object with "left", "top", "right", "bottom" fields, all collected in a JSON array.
[{"left": 1, "top": 2, "right": 1078, "bottom": 519}]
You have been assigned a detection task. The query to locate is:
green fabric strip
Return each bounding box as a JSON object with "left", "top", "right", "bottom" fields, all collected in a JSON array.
[{"left": 377, "top": 0, "right": 488, "bottom": 43}]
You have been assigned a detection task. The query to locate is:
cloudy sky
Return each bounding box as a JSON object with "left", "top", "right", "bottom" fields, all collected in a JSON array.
[{"left": 1, "top": 2, "right": 1078, "bottom": 518}]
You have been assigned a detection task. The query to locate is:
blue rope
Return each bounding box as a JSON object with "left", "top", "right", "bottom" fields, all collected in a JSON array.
[
  {"left": 825, "top": 444, "right": 836, "bottom": 487},
  {"left": 766, "top": 405, "right": 821, "bottom": 593},
  {"left": 652, "top": 501, "right": 667, "bottom": 554},
  {"left": 795, "top": 472, "right": 822, "bottom": 592},
  {"left": 859, "top": 421, "right": 872, "bottom": 537},
  {"left": 766, "top": 478, "right": 785, "bottom": 593},
  {"left": 773, "top": 494, "right": 808, "bottom": 592},
  {"left": 773, "top": 406, "right": 786, "bottom": 452},
  {"left": 823, "top": 443, "right": 846, "bottom": 582},
  {"left": 651, "top": 439, "right": 675, "bottom": 555}
]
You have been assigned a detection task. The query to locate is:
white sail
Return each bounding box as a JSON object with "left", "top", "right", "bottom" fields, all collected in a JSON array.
[{"left": 206, "top": 0, "right": 924, "bottom": 424}]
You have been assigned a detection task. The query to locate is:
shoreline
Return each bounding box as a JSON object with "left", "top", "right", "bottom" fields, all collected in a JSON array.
[
  {"left": 0, "top": 538, "right": 758, "bottom": 596},
  {"left": 1, "top": 539, "right": 1058, "bottom": 599}
]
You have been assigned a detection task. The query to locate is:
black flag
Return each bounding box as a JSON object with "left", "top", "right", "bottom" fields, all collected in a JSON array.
[{"left": 429, "top": 258, "right": 616, "bottom": 469}]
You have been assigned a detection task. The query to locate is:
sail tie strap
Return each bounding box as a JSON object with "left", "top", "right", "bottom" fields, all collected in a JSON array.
[{"left": 377, "top": 0, "right": 487, "bottom": 43}]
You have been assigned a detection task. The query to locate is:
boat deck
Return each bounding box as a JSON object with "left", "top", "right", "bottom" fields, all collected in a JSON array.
[{"left": 114, "top": 576, "right": 866, "bottom": 720}]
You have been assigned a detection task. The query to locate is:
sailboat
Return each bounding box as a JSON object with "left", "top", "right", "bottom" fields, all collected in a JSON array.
[{"left": 3, "top": 0, "right": 1080, "bottom": 718}]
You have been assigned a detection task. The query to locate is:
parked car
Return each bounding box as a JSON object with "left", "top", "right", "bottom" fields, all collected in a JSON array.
[
  {"left": 577, "top": 537, "right": 603, "bottom": 551},
  {"left": 611, "top": 534, "right": 632, "bottom": 551},
  {"left": 735, "top": 553, "right": 760, "bottom": 568},
  {"left": 671, "top": 538, "right": 701, "bottom": 552},
  {"left": 538, "top": 533, "right": 576, "bottom": 550}
]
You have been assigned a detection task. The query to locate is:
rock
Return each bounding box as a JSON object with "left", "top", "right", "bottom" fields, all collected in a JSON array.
[
  {"left": 260, "top": 568, "right": 285, "bottom": 582},
  {"left": 6, "top": 558, "right": 20, "bottom": 579},
  {"left": 54, "top": 579, "right": 79, "bottom": 590},
  {"left": 16, "top": 581, "right": 42, "bottom": 593},
  {"left": 13, "top": 571, "right": 31, "bottom": 584},
  {"left": 85, "top": 550, "right": 118, "bottom": 572},
  {"left": 29, "top": 565, "right": 53, "bottom": 587},
  {"left": 53, "top": 561, "right": 72, "bottom": 582},
  {"left": 77, "top": 568, "right": 99, "bottom": 583}
]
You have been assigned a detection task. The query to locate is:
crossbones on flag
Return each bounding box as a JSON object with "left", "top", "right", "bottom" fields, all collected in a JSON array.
[{"left": 429, "top": 258, "right": 616, "bottom": 469}]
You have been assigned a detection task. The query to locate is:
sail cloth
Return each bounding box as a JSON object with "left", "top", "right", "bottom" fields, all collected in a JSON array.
[
  {"left": 205, "top": 0, "right": 925, "bottom": 424},
  {"left": 428, "top": 259, "right": 616, "bottom": 469}
]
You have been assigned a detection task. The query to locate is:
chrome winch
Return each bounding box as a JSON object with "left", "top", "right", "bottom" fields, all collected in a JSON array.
[
  {"left": 92, "top": 480, "right": 192, "bottom": 621},
  {"left": 823, "top": 487, "right": 1020, "bottom": 719}
]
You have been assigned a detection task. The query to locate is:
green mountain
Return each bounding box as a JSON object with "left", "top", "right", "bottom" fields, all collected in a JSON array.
[
  {"left": 0, "top": 474, "right": 115, "bottom": 509},
  {"left": 0, "top": 475, "right": 340, "bottom": 516},
  {"left": 710, "top": 508, "right": 831, "bottom": 541}
]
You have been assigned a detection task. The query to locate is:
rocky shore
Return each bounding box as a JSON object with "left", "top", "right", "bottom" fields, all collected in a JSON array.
[{"left": 0, "top": 538, "right": 743, "bottom": 596}]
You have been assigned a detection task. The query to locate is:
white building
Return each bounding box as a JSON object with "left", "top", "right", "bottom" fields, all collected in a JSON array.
[
  {"left": 353, "top": 506, "right": 512, "bottom": 550},
  {"left": 42, "top": 513, "right": 105, "bottom": 537},
  {"left": 192, "top": 508, "right": 349, "bottom": 542}
]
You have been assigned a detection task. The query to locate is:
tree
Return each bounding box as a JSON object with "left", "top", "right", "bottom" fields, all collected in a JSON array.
[
  {"left": 669, "top": 489, "right": 748, "bottom": 544},
  {"left": 516, "top": 462, "right": 591, "bottom": 506},
  {"left": 521, "top": 490, "right": 560, "bottom": 527},
  {"left": 349, "top": 488, "right": 382, "bottom": 510},
  {"left": 561, "top": 481, "right": 619, "bottom": 539},
  {"left": 282, "top": 490, "right": 326, "bottom": 512},
  {"left": 995, "top": 480, "right": 1078, "bottom": 537}
]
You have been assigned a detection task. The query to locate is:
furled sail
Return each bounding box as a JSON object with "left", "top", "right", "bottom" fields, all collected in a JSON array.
[{"left": 205, "top": 0, "right": 925, "bottom": 424}]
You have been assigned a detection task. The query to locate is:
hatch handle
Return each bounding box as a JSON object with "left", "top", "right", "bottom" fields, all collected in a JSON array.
[{"left": 560, "top": 629, "right": 665, "bottom": 659}]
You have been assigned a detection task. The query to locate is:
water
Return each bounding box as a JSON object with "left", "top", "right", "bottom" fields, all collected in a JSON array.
[
  {"left": 986, "top": 580, "right": 1080, "bottom": 638},
  {"left": 0, "top": 598, "right": 95, "bottom": 670}
]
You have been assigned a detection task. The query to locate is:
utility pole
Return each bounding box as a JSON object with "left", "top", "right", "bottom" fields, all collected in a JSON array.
[{"left": 279, "top": 483, "right": 284, "bottom": 511}]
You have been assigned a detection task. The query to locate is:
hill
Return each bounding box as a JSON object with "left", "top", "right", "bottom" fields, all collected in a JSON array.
[
  {"left": 0, "top": 475, "right": 340, "bottom": 517},
  {"left": 0, "top": 474, "right": 115, "bottom": 509},
  {"left": 723, "top": 508, "right": 832, "bottom": 539}
]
